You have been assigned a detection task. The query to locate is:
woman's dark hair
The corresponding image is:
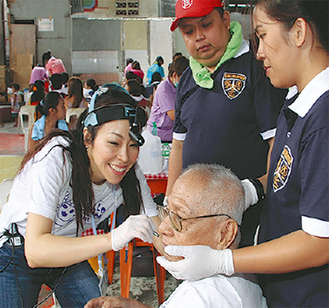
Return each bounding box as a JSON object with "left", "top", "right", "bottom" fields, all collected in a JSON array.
[
  {"left": 42, "top": 50, "right": 52, "bottom": 67},
  {"left": 251, "top": 0, "right": 329, "bottom": 53},
  {"left": 168, "top": 56, "right": 189, "bottom": 77},
  {"left": 12, "top": 83, "right": 20, "bottom": 91},
  {"left": 132, "top": 61, "right": 141, "bottom": 70},
  {"left": 61, "top": 72, "right": 69, "bottom": 85},
  {"left": 126, "top": 58, "right": 134, "bottom": 66},
  {"left": 36, "top": 91, "right": 61, "bottom": 117},
  {"left": 126, "top": 71, "right": 143, "bottom": 85},
  {"left": 86, "top": 78, "right": 99, "bottom": 92},
  {"left": 127, "top": 79, "right": 142, "bottom": 96},
  {"left": 20, "top": 85, "right": 145, "bottom": 231},
  {"left": 31, "top": 80, "right": 45, "bottom": 102},
  {"left": 50, "top": 73, "right": 63, "bottom": 90},
  {"left": 151, "top": 72, "right": 162, "bottom": 83},
  {"left": 155, "top": 56, "right": 164, "bottom": 66},
  {"left": 67, "top": 76, "right": 84, "bottom": 108}
]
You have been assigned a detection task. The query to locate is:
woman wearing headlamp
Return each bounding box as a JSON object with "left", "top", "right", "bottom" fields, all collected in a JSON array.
[{"left": 0, "top": 84, "right": 163, "bottom": 307}]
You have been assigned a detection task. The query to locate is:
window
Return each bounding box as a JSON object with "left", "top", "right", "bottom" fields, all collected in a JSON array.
[{"left": 116, "top": 0, "right": 139, "bottom": 16}]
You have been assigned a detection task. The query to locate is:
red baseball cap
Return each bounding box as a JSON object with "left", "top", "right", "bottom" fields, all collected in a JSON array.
[{"left": 170, "top": 0, "right": 224, "bottom": 31}]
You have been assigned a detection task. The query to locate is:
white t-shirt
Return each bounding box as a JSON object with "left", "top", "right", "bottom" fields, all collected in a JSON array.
[
  {"left": 0, "top": 136, "right": 158, "bottom": 247},
  {"left": 160, "top": 274, "right": 267, "bottom": 308}
]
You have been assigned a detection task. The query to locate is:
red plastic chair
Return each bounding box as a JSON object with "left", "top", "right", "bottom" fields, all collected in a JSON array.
[{"left": 106, "top": 176, "right": 168, "bottom": 305}]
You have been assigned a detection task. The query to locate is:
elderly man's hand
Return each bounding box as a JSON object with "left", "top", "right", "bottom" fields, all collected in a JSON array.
[
  {"left": 156, "top": 245, "right": 234, "bottom": 280},
  {"left": 84, "top": 296, "right": 152, "bottom": 308}
]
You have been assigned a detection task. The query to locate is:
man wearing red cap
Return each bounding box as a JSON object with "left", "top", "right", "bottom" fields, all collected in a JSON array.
[{"left": 165, "top": 0, "right": 287, "bottom": 247}]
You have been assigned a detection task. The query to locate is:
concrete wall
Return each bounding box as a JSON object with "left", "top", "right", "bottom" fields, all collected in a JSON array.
[
  {"left": 8, "top": 0, "right": 251, "bottom": 87},
  {"left": 9, "top": 0, "right": 72, "bottom": 74},
  {"left": 71, "top": 17, "right": 174, "bottom": 85},
  {"left": 76, "top": 0, "right": 159, "bottom": 18}
]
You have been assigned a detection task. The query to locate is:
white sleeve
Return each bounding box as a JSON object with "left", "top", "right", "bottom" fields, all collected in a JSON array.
[
  {"left": 135, "top": 164, "right": 158, "bottom": 217},
  {"left": 25, "top": 138, "right": 71, "bottom": 220}
]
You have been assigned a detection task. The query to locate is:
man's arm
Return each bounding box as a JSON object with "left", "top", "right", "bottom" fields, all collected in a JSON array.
[
  {"left": 258, "top": 137, "right": 274, "bottom": 192},
  {"left": 166, "top": 109, "right": 175, "bottom": 121},
  {"left": 165, "top": 139, "right": 183, "bottom": 198}
]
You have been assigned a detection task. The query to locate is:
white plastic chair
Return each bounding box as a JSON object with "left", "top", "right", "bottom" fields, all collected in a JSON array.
[
  {"left": 66, "top": 108, "right": 86, "bottom": 123},
  {"left": 18, "top": 105, "right": 36, "bottom": 152},
  {"left": 0, "top": 178, "right": 14, "bottom": 213}
]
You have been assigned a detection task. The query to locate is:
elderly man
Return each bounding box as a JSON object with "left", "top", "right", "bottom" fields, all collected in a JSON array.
[{"left": 85, "top": 164, "right": 267, "bottom": 308}]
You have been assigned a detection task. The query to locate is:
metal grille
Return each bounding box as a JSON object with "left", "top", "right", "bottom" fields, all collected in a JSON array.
[
  {"left": 116, "top": 1, "right": 139, "bottom": 16},
  {"left": 70, "top": 0, "right": 84, "bottom": 14}
]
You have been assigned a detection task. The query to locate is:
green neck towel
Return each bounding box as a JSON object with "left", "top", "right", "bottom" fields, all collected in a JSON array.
[{"left": 190, "top": 21, "right": 243, "bottom": 89}]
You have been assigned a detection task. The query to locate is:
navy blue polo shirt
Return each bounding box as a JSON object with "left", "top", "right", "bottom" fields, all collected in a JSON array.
[
  {"left": 174, "top": 44, "right": 286, "bottom": 179},
  {"left": 258, "top": 68, "right": 329, "bottom": 307}
]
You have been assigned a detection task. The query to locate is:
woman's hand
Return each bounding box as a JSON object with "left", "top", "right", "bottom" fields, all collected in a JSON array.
[
  {"left": 156, "top": 245, "right": 234, "bottom": 280},
  {"left": 111, "top": 215, "right": 156, "bottom": 251}
]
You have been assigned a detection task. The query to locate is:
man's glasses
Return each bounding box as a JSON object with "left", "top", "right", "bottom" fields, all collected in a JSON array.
[{"left": 157, "top": 205, "right": 240, "bottom": 232}]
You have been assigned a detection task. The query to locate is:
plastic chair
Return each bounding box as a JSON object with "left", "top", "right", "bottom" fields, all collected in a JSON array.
[
  {"left": 66, "top": 108, "right": 86, "bottom": 123},
  {"left": 18, "top": 105, "right": 36, "bottom": 152},
  {"left": 118, "top": 239, "right": 166, "bottom": 305},
  {"left": 0, "top": 178, "right": 14, "bottom": 213},
  {"left": 18, "top": 105, "right": 36, "bottom": 134},
  {"left": 106, "top": 177, "right": 168, "bottom": 305}
]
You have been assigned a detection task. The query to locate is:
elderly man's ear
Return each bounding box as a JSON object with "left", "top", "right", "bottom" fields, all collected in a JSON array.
[{"left": 216, "top": 219, "right": 239, "bottom": 250}]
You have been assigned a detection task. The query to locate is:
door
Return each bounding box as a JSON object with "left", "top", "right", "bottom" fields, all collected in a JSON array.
[{"left": 10, "top": 24, "right": 36, "bottom": 89}]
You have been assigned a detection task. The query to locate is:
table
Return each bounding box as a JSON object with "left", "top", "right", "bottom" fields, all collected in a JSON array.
[
  {"left": 145, "top": 173, "right": 168, "bottom": 196},
  {"left": 0, "top": 105, "right": 11, "bottom": 126}
]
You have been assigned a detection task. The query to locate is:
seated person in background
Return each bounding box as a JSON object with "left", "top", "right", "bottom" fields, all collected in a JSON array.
[
  {"left": 125, "top": 71, "right": 143, "bottom": 87},
  {"left": 65, "top": 76, "right": 87, "bottom": 128},
  {"left": 144, "top": 71, "right": 162, "bottom": 100},
  {"left": 49, "top": 73, "right": 66, "bottom": 96},
  {"left": 123, "top": 57, "right": 134, "bottom": 78},
  {"left": 83, "top": 78, "right": 99, "bottom": 104},
  {"left": 128, "top": 60, "right": 145, "bottom": 84},
  {"left": 28, "top": 91, "right": 68, "bottom": 150},
  {"left": 65, "top": 76, "right": 87, "bottom": 109},
  {"left": 85, "top": 164, "right": 267, "bottom": 308},
  {"left": 147, "top": 56, "right": 165, "bottom": 85},
  {"left": 127, "top": 79, "right": 151, "bottom": 115},
  {"left": 29, "top": 80, "right": 45, "bottom": 107},
  {"left": 60, "top": 72, "right": 69, "bottom": 96},
  {"left": 168, "top": 52, "right": 183, "bottom": 70},
  {"left": 146, "top": 56, "right": 189, "bottom": 143},
  {"left": 29, "top": 63, "right": 49, "bottom": 92}
]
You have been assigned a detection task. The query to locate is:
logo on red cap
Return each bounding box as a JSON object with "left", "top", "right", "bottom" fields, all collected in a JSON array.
[{"left": 182, "top": 0, "right": 193, "bottom": 9}]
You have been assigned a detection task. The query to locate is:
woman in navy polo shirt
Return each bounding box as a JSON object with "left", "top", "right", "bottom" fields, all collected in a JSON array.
[{"left": 157, "top": 0, "right": 329, "bottom": 307}]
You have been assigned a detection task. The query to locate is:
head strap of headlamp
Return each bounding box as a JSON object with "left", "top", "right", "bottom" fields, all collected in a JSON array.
[{"left": 83, "top": 103, "right": 145, "bottom": 146}]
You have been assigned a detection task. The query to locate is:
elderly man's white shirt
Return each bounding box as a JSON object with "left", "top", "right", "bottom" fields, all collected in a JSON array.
[{"left": 160, "top": 273, "right": 267, "bottom": 308}]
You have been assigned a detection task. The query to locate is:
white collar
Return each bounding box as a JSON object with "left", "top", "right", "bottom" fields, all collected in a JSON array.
[
  {"left": 289, "top": 67, "right": 329, "bottom": 118},
  {"left": 234, "top": 39, "right": 249, "bottom": 58}
]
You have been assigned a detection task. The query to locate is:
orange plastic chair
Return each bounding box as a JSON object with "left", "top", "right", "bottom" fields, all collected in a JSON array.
[
  {"left": 118, "top": 239, "right": 166, "bottom": 305},
  {"left": 106, "top": 176, "right": 168, "bottom": 305}
]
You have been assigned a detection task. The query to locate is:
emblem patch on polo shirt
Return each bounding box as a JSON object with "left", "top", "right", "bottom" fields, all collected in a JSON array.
[
  {"left": 222, "top": 72, "right": 246, "bottom": 100},
  {"left": 273, "top": 145, "right": 293, "bottom": 192}
]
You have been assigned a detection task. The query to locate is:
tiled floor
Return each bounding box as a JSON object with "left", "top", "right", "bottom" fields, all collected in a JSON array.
[{"left": 0, "top": 121, "right": 180, "bottom": 308}]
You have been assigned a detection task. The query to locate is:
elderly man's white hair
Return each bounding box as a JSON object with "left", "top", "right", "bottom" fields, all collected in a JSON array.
[{"left": 182, "top": 163, "right": 245, "bottom": 226}]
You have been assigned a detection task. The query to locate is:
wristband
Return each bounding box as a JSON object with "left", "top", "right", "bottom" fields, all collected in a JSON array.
[{"left": 248, "top": 178, "right": 265, "bottom": 202}]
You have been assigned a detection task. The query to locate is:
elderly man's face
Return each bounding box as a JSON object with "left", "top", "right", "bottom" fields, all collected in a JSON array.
[{"left": 158, "top": 173, "right": 222, "bottom": 260}]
